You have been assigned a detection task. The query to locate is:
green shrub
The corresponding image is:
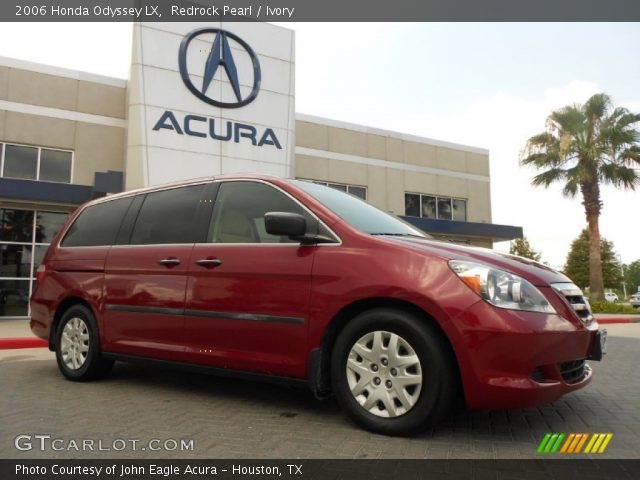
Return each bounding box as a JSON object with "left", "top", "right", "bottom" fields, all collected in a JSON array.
[{"left": 590, "top": 301, "right": 640, "bottom": 314}]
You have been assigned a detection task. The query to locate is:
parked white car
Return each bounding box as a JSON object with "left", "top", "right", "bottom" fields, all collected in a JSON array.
[
  {"left": 604, "top": 292, "right": 619, "bottom": 303},
  {"left": 630, "top": 293, "right": 640, "bottom": 308}
]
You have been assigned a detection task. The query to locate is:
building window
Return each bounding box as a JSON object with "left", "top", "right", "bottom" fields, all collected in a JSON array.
[
  {"left": 452, "top": 198, "right": 467, "bottom": 222},
  {"left": 0, "top": 142, "right": 73, "bottom": 184},
  {"left": 301, "top": 180, "right": 368, "bottom": 200},
  {"left": 404, "top": 193, "right": 467, "bottom": 221},
  {"left": 0, "top": 208, "right": 68, "bottom": 317}
]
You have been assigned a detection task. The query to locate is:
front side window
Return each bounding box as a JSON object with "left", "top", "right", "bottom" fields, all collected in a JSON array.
[
  {"left": 62, "top": 197, "right": 132, "bottom": 247},
  {"left": 130, "top": 185, "right": 205, "bottom": 245},
  {"left": 208, "top": 181, "right": 312, "bottom": 244}
]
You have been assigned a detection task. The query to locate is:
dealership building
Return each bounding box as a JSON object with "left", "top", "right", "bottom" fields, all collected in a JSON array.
[{"left": 0, "top": 22, "right": 521, "bottom": 318}]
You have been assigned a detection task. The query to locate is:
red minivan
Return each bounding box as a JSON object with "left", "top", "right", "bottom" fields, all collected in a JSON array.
[{"left": 30, "top": 174, "right": 605, "bottom": 435}]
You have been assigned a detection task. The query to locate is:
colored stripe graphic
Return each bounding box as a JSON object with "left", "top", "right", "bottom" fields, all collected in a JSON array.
[
  {"left": 550, "top": 433, "right": 565, "bottom": 453},
  {"left": 537, "top": 433, "right": 552, "bottom": 453},
  {"left": 574, "top": 434, "right": 589, "bottom": 453},
  {"left": 560, "top": 433, "right": 575, "bottom": 453},
  {"left": 537, "top": 433, "right": 565, "bottom": 453},
  {"left": 585, "top": 433, "right": 614, "bottom": 453},
  {"left": 545, "top": 433, "right": 614, "bottom": 454},
  {"left": 567, "top": 433, "right": 583, "bottom": 453}
]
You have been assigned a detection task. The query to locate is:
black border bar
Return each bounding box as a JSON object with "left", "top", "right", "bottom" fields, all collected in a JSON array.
[
  {"left": 4, "top": 459, "right": 640, "bottom": 480},
  {"left": 4, "top": 0, "right": 640, "bottom": 21}
]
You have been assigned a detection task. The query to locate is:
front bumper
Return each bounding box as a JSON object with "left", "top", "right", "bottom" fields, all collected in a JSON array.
[{"left": 448, "top": 298, "right": 601, "bottom": 409}]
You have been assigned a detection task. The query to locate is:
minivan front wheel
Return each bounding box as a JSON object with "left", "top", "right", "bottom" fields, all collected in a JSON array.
[
  {"left": 55, "top": 304, "right": 113, "bottom": 381},
  {"left": 331, "top": 308, "right": 455, "bottom": 436}
]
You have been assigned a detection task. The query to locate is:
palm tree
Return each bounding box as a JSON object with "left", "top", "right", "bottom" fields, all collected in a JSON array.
[{"left": 521, "top": 93, "right": 640, "bottom": 301}]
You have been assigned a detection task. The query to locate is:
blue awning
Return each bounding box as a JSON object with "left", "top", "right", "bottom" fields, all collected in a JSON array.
[
  {"left": 0, "top": 178, "right": 93, "bottom": 205},
  {"left": 401, "top": 215, "right": 522, "bottom": 241}
]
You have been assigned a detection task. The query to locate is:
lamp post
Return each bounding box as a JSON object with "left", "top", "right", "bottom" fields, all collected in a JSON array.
[{"left": 619, "top": 254, "right": 627, "bottom": 300}]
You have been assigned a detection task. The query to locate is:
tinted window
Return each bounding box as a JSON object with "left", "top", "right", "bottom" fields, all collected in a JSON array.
[
  {"left": 0, "top": 244, "right": 31, "bottom": 278},
  {"left": 39, "top": 149, "right": 72, "bottom": 183},
  {"left": 3, "top": 145, "right": 38, "bottom": 180},
  {"left": 209, "top": 181, "right": 317, "bottom": 244},
  {"left": 0, "top": 279, "right": 30, "bottom": 316},
  {"left": 421, "top": 196, "right": 437, "bottom": 218},
  {"left": 404, "top": 194, "right": 420, "bottom": 217},
  {"left": 348, "top": 186, "right": 367, "bottom": 200},
  {"left": 328, "top": 183, "right": 348, "bottom": 192},
  {"left": 294, "top": 180, "right": 428, "bottom": 237},
  {"left": 35, "top": 211, "right": 68, "bottom": 244},
  {"left": 61, "top": 197, "right": 133, "bottom": 247},
  {"left": 452, "top": 199, "right": 467, "bottom": 221},
  {"left": 437, "top": 197, "right": 452, "bottom": 220},
  {"left": 0, "top": 209, "right": 34, "bottom": 242},
  {"left": 130, "top": 185, "right": 205, "bottom": 245}
]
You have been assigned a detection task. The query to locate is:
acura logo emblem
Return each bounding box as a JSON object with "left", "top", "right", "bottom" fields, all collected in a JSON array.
[{"left": 178, "top": 28, "right": 261, "bottom": 108}]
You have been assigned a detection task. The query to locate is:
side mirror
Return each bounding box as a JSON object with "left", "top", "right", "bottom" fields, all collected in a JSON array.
[{"left": 264, "top": 212, "right": 307, "bottom": 238}]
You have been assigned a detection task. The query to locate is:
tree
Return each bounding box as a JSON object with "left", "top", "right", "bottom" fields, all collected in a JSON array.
[
  {"left": 509, "top": 237, "right": 542, "bottom": 261},
  {"left": 563, "top": 229, "right": 622, "bottom": 291},
  {"left": 520, "top": 93, "right": 640, "bottom": 301},
  {"left": 625, "top": 260, "right": 640, "bottom": 295}
]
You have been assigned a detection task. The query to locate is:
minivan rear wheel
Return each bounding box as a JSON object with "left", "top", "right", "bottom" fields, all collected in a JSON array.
[
  {"left": 55, "top": 304, "right": 113, "bottom": 381},
  {"left": 331, "top": 308, "right": 455, "bottom": 436}
]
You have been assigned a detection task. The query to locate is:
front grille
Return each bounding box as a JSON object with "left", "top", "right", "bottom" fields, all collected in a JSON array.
[
  {"left": 559, "top": 359, "right": 586, "bottom": 383},
  {"left": 551, "top": 283, "right": 594, "bottom": 326}
]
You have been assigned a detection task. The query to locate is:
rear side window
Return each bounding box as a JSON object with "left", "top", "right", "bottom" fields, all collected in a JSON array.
[
  {"left": 130, "top": 185, "right": 205, "bottom": 245},
  {"left": 61, "top": 197, "right": 133, "bottom": 247}
]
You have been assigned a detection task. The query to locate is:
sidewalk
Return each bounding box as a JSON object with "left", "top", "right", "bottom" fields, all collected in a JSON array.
[
  {"left": 0, "top": 318, "right": 32, "bottom": 338},
  {"left": 0, "top": 319, "right": 48, "bottom": 349}
]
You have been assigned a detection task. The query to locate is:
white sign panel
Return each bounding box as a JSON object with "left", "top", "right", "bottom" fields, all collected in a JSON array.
[{"left": 126, "top": 22, "right": 295, "bottom": 188}]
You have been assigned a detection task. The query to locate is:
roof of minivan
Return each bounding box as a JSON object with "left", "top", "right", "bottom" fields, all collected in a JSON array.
[{"left": 85, "top": 173, "right": 286, "bottom": 207}]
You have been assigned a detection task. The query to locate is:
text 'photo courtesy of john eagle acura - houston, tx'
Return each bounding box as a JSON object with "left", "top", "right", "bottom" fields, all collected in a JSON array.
[{"left": 30, "top": 174, "right": 606, "bottom": 436}]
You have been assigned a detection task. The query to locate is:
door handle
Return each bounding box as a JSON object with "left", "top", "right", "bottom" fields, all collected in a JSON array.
[
  {"left": 158, "top": 258, "right": 181, "bottom": 267},
  {"left": 195, "top": 258, "right": 222, "bottom": 267}
]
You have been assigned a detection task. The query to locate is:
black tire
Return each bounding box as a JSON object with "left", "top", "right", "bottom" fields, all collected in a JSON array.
[
  {"left": 55, "top": 304, "right": 114, "bottom": 381},
  {"left": 331, "top": 308, "right": 456, "bottom": 436}
]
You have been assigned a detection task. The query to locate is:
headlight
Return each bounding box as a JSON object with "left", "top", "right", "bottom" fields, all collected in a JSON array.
[{"left": 449, "top": 260, "right": 556, "bottom": 314}]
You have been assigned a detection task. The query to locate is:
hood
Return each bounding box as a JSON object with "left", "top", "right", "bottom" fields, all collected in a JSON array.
[{"left": 380, "top": 236, "right": 572, "bottom": 287}]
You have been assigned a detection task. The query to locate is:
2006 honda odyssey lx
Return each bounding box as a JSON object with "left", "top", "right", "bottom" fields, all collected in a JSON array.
[{"left": 30, "top": 174, "right": 605, "bottom": 436}]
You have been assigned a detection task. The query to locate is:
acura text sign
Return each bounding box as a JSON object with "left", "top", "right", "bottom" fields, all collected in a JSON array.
[{"left": 126, "top": 22, "right": 295, "bottom": 188}]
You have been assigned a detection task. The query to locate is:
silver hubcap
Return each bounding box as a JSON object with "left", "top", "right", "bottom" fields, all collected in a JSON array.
[
  {"left": 60, "top": 317, "right": 89, "bottom": 370},
  {"left": 346, "top": 331, "right": 422, "bottom": 418}
]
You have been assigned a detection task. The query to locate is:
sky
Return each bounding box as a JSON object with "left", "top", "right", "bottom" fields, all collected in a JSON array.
[{"left": 0, "top": 22, "right": 638, "bottom": 268}]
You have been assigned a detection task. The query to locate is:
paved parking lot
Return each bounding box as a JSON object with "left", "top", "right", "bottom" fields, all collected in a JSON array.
[{"left": 1, "top": 324, "right": 639, "bottom": 459}]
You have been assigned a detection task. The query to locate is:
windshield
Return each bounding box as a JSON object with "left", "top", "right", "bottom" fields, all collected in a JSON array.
[{"left": 291, "top": 180, "right": 430, "bottom": 238}]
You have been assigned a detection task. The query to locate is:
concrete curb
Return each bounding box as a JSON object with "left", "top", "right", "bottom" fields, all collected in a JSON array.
[
  {"left": 596, "top": 317, "right": 640, "bottom": 325},
  {"left": 0, "top": 338, "right": 48, "bottom": 350}
]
